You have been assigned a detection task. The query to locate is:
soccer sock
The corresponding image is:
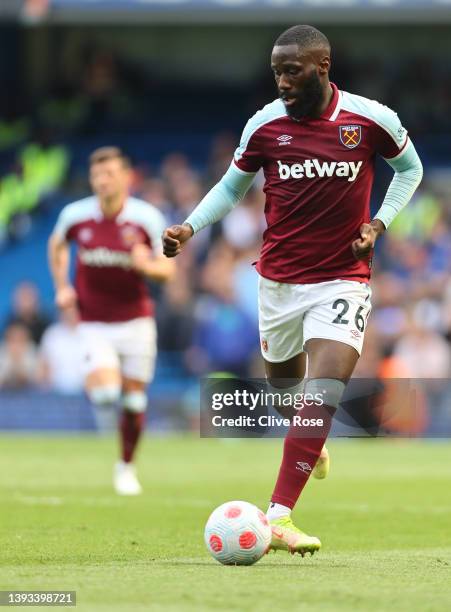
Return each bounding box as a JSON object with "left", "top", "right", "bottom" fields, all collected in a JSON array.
[
  {"left": 270, "top": 403, "right": 335, "bottom": 509},
  {"left": 266, "top": 502, "right": 291, "bottom": 521},
  {"left": 119, "top": 410, "right": 146, "bottom": 463}
]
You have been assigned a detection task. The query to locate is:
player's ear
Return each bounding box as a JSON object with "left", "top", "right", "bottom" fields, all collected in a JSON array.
[{"left": 318, "top": 54, "right": 331, "bottom": 75}]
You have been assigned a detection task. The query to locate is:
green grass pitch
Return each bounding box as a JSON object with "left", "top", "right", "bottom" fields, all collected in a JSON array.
[{"left": 1, "top": 436, "right": 450, "bottom": 611}]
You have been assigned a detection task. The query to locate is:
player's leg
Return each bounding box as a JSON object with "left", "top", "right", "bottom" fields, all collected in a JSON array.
[
  {"left": 264, "top": 352, "right": 320, "bottom": 554},
  {"left": 259, "top": 274, "right": 306, "bottom": 422},
  {"left": 85, "top": 368, "right": 122, "bottom": 406},
  {"left": 79, "top": 323, "right": 122, "bottom": 409},
  {"left": 266, "top": 341, "right": 358, "bottom": 555},
  {"left": 258, "top": 277, "right": 322, "bottom": 553},
  {"left": 114, "top": 376, "right": 148, "bottom": 496},
  {"left": 270, "top": 281, "right": 370, "bottom": 512},
  {"left": 264, "top": 353, "right": 329, "bottom": 479},
  {"left": 269, "top": 340, "right": 358, "bottom": 508},
  {"left": 306, "top": 300, "right": 371, "bottom": 479},
  {"left": 264, "top": 280, "right": 371, "bottom": 554},
  {"left": 114, "top": 317, "right": 157, "bottom": 496}
]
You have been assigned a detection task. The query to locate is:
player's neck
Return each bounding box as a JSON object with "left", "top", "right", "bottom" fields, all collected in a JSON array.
[
  {"left": 312, "top": 82, "right": 334, "bottom": 118},
  {"left": 99, "top": 194, "right": 127, "bottom": 218}
]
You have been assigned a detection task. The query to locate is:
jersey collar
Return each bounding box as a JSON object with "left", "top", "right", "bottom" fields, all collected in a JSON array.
[
  {"left": 96, "top": 196, "right": 128, "bottom": 221},
  {"left": 320, "top": 82, "right": 342, "bottom": 121}
]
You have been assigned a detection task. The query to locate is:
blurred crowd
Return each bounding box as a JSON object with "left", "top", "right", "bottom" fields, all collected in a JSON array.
[
  {"left": 2, "top": 136, "right": 451, "bottom": 433},
  {"left": 2, "top": 139, "right": 451, "bottom": 382},
  {"left": 2, "top": 38, "right": 451, "bottom": 147},
  {"left": 0, "top": 137, "right": 266, "bottom": 393}
]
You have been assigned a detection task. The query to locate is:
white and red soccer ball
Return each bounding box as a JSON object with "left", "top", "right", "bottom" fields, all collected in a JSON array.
[{"left": 204, "top": 501, "right": 271, "bottom": 565}]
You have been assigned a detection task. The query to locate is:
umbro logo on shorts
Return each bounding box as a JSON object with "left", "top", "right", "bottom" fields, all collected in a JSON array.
[{"left": 277, "top": 159, "right": 363, "bottom": 182}]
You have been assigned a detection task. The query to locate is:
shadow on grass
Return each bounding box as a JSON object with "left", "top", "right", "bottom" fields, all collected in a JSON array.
[{"left": 155, "top": 559, "right": 345, "bottom": 569}]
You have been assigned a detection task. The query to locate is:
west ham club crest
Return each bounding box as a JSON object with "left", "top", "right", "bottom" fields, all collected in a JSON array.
[
  {"left": 120, "top": 225, "right": 140, "bottom": 247},
  {"left": 339, "top": 125, "right": 362, "bottom": 149}
]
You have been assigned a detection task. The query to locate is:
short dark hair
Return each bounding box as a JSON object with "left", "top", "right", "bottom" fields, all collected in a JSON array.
[
  {"left": 89, "top": 146, "right": 131, "bottom": 168},
  {"left": 274, "top": 25, "right": 330, "bottom": 53}
]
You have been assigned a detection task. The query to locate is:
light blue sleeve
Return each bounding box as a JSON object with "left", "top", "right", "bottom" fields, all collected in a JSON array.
[
  {"left": 52, "top": 198, "right": 95, "bottom": 240},
  {"left": 374, "top": 140, "right": 423, "bottom": 228},
  {"left": 53, "top": 207, "right": 72, "bottom": 240},
  {"left": 184, "top": 163, "right": 256, "bottom": 233}
]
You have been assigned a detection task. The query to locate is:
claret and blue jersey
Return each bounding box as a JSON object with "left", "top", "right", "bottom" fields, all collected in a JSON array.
[
  {"left": 53, "top": 197, "right": 166, "bottom": 322},
  {"left": 233, "top": 83, "right": 409, "bottom": 284}
]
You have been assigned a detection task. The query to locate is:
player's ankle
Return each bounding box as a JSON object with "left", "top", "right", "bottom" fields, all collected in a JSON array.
[
  {"left": 266, "top": 502, "right": 291, "bottom": 520},
  {"left": 117, "top": 459, "right": 134, "bottom": 467}
]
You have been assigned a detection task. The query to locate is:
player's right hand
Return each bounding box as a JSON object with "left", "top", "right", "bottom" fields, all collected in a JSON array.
[
  {"left": 162, "top": 224, "right": 194, "bottom": 257},
  {"left": 55, "top": 285, "right": 77, "bottom": 310}
]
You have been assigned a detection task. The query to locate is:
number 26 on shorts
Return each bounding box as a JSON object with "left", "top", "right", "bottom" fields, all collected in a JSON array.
[{"left": 332, "top": 299, "right": 367, "bottom": 332}]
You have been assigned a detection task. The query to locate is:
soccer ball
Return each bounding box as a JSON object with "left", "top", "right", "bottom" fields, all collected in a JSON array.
[{"left": 204, "top": 500, "right": 272, "bottom": 565}]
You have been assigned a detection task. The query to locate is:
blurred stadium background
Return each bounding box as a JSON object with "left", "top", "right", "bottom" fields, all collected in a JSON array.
[{"left": 1, "top": 0, "right": 451, "bottom": 436}]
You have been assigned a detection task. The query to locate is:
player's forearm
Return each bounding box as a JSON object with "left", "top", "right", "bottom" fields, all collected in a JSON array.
[
  {"left": 139, "top": 257, "right": 175, "bottom": 282},
  {"left": 184, "top": 163, "right": 256, "bottom": 233},
  {"left": 374, "top": 140, "right": 423, "bottom": 229},
  {"left": 48, "top": 235, "right": 71, "bottom": 290}
]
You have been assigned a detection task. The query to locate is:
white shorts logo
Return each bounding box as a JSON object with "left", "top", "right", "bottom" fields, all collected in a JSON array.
[
  {"left": 277, "top": 159, "right": 363, "bottom": 182},
  {"left": 79, "top": 247, "right": 132, "bottom": 269}
]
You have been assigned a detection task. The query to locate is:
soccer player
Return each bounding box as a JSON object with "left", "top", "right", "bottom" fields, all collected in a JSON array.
[
  {"left": 162, "top": 25, "right": 423, "bottom": 554},
  {"left": 49, "top": 147, "right": 174, "bottom": 495}
]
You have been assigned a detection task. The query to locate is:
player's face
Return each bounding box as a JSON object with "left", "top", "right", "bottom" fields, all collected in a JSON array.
[
  {"left": 89, "top": 158, "right": 130, "bottom": 200},
  {"left": 271, "top": 44, "right": 326, "bottom": 119}
]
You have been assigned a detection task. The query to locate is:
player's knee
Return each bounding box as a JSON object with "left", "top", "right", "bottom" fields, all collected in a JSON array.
[
  {"left": 87, "top": 385, "right": 121, "bottom": 406},
  {"left": 122, "top": 390, "right": 148, "bottom": 413},
  {"left": 304, "top": 378, "right": 346, "bottom": 409},
  {"left": 265, "top": 378, "right": 305, "bottom": 416},
  {"left": 266, "top": 378, "right": 305, "bottom": 400}
]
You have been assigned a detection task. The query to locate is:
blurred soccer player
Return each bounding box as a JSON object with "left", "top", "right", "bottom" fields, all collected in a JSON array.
[
  {"left": 49, "top": 147, "right": 174, "bottom": 495},
  {"left": 163, "top": 26, "right": 422, "bottom": 553}
]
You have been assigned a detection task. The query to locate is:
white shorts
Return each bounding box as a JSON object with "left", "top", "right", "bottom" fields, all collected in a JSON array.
[
  {"left": 258, "top": 276, "right": 372, "bottom": 363},
  {"left": 78, "top": 317, "right": 157, "bottom": 383}
]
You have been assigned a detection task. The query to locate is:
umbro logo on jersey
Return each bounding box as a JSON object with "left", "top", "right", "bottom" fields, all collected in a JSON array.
[
  {"left": 78, "top": 227, "right": 93, "bottom": 243},
  {"left": 276, "top": 134, "right": 292, "bottom": 146},
  {"left": 277, "top": 159, "right": 363, "bottom": 182}
]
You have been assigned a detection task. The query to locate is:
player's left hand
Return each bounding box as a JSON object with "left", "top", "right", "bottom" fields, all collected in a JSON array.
[
  {"left": 130, "top": 243, "right": 152, "bottom": 273},
  {"left": 351, "top": 222, "right": 383, "bottom": 260}
]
